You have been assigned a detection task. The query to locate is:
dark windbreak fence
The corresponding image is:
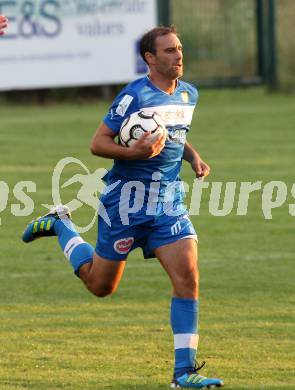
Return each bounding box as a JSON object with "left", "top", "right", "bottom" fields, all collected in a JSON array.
[{"left": 159, "top": 0, "right": 275, "bottom": 87}]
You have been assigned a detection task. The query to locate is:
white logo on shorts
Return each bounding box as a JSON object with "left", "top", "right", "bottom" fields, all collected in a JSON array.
[
  {"left": 114, "top": 237, "right": 134, "bottom": 254},
  {"left": 171, "top": 220, "right": 182, "bottom": 236}
]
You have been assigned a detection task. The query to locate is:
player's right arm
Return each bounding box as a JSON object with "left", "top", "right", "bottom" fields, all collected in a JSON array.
[
  {"left": 0, "top": 15, "right": 8, "bottom": 35},
  {"left": 90, "top": 122, "right": 165, "bottom": 160},
  {"left": 91, "top": 88, "right": 165, "bottom": 160}
]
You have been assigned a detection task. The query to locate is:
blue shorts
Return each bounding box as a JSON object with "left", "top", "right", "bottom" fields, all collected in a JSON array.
[{"left": 95, "top": 187, "right": 198, "bottom": 260}]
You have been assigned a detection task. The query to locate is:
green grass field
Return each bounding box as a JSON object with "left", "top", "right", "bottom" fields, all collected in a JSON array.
[{"left": 0, "top": 88, "right": 294, "bottom": 389}]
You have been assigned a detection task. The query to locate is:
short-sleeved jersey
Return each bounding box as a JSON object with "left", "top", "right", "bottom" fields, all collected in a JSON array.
[{"left": 103, "top": 76, "right": 198, "bottom": 184}]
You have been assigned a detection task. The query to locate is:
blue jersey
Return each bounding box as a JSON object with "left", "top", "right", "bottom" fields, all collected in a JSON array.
[
  {"left": 96, "top": 77, "right": 199, "bottom": 259},
  {"left": 103, "top": 76, "right": 198, "bottom": 185}
]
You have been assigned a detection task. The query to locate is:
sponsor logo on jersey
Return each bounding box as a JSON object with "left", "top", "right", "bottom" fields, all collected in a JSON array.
[
  {"left": 168, "top": 128, "right": 187, "bottom": 144},
  {"left": 116, "top": 94, "right": 134, "bottom": 117},
  {"left": 114, "top": 237, "right": 134, "bottom": 254},
  {"left": 147, "top": 104, "right": 195, "bottom": 126},
  {"left": 164, "top": 108, "right": 185, "bottom": 122}
]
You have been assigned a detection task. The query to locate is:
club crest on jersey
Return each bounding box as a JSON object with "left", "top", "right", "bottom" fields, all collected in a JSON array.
[
  {"left": 181, "top": 92, "right": 189, "bottom": 103},
  {"left": 114, "top": 237, "right": 134, "bottom": 254}
]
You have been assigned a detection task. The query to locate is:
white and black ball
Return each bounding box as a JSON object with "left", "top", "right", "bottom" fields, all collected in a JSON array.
[{"left": 119, "top": 110, "right": 167, "bottom": 147}]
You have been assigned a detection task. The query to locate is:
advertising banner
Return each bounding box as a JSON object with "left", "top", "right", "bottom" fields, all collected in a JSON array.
[{"left": 0, "top": 0, "right": 157, "bottom": 90}]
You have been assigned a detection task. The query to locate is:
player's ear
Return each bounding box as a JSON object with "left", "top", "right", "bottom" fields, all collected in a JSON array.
[{"left": 144, "top": 52, "right": 155, "bottom": 66}]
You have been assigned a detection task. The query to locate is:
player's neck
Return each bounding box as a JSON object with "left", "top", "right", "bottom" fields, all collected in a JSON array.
[{"left": 148, "top": 74, "right": 177, "bottom": 95}]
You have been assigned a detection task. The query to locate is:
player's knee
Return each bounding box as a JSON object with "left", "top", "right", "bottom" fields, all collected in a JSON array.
[
  {"left": 174, "top": 273, "right": 199, "bottom": 298},
  {"left": 90, "top": 283, "right": 117, "bottom": 298},
  {"left": 188, "top": 278, "right": 198, "bottom": 296}
]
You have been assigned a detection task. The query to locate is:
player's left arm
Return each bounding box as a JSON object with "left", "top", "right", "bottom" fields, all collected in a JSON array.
[{"left": 183, "top": 142, "right": 210, "bottom": 178}]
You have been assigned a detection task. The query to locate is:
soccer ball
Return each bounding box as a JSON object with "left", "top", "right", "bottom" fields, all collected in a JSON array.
[{"left": 119, "top": 110, "right": 167, "bottom": 147}]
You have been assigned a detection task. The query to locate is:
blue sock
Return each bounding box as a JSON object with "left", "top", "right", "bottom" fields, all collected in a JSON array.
[
  {"left": 171, "top": 297, "right": 199, "bottom": 378},
  {"left": 54, "top": 219, "right": 94, "bottom": 276}
]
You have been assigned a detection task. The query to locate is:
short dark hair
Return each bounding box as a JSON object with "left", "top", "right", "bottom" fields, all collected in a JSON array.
[{"left": 139, "top": 26, "right": 178, "bottom": 64}]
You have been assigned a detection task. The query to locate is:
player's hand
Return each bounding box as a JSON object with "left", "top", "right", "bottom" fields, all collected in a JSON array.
[
  {"left": 0, "top": 15, "right": 8, "bottom": 36},
  {"left": 191, "top": 157, "right": 210, "bottom": 179},
  {"left": 129, "top": 131, "right": 166, "bottom": 159}
]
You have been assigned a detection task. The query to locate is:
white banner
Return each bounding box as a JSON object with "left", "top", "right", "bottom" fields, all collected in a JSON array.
[{"left": 0, "top": 0, "right": 157, "bottom": 90}]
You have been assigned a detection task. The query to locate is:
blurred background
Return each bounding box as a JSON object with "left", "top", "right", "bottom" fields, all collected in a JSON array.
[
  {"left": 168, "top": 0, "right": 295, "bottom": 91},
  {"left": 0, "top": 0, "right": 294, "bottom": 99}
]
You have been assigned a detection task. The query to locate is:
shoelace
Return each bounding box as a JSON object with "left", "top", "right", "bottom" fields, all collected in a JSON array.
[
  {"left": 188, "top": 360, "right": 206, "bottom": 375},
  {"left": 195, "top": 361, "right": 206, "bottom": 371},
  {"left": 172, "top": 361, "right": 207, "bottom": 386}
]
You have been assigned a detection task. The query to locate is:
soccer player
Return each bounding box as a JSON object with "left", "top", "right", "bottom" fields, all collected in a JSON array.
[
  {"left": 0, "top": 15, "right": 8, "bottom": 35},
  {"left": 23, "top": 26, "right": 223, "bottom": 388}
]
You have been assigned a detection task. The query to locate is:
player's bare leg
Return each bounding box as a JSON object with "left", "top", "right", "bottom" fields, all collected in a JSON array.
[
  {"left": 155, "top": 239, "right": 223, "bottom": 388},
  {"left": 155, "top": 238, "right": 199, "bottom": 299},
  {"left": 22, "top": 205, "right": 126, "bottom": 298},
  {"left": 79, "top": 253, "right": 126, "bottom": 297}
]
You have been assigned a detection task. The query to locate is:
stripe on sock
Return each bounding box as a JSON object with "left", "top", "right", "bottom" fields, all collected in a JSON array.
[
  {"left": 64, "top": 236, "right": 85, "bottom": 259},
  {"left": 174, "top": 333, "right": 199, "bottom": 349}
]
